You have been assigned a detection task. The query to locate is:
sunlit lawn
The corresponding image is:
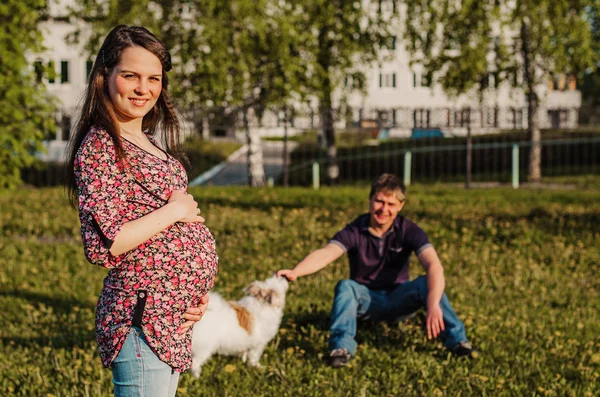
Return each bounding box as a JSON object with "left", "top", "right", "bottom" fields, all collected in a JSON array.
[{"left": 1, "top": 184, "right": 599, "bottom": 396}]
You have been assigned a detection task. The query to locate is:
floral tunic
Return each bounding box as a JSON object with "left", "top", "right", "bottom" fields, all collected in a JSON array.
[{"left": 74, "top": 127, "right": 218, "bottom": 372}]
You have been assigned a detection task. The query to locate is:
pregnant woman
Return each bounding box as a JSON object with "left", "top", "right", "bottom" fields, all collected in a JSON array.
[{"left": 65, "top": 25, "right": 218, "bottom": 397}]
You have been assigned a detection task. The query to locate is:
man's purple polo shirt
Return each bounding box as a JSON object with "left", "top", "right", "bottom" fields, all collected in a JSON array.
[{"left": 330, "top": 214, "right": 432, "bottom": 289}]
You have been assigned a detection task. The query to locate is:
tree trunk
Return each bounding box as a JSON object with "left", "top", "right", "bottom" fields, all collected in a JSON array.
[
  {"left": 527, "top": 95, "right": 542, "bottom": 182},
  {"left": 521, "top": 18, "right": 542, "bottom": 182},
  {"left": 321, "top": 103, "right": 338, "bottom": 186},
  {"left": 465, "top": 107, "right": 472, "bottom": 189},
  {"left": 243, "top": 109, "right": 266, "bottom": 187},
  {"left": 201, "top": 116, "right": 210, "bottom": 140},
  {"left": 318, "top": 28, "right": 338, "bottom": 186}
]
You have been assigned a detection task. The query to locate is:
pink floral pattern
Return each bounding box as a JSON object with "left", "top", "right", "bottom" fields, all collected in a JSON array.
[{"left": 74, "top": 127, "right": 218, "bottom": 372}]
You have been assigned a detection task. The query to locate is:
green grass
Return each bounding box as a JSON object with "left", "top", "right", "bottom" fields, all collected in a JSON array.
[{"left": 1, "top": 185, "right": 599, "bottom": 396}]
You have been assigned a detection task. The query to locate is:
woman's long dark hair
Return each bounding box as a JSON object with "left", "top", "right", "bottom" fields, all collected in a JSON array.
[{"left": 66, "top": 25, "right": 187, "bottom": 206}]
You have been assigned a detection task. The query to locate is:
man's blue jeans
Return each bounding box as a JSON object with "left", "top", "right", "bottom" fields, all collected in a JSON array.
[
  {"left": 329, "top": 276, "right": 468, "bottom": 356},
  {"left": 112, "top": 326, "right": 180, "bottom": 397}
]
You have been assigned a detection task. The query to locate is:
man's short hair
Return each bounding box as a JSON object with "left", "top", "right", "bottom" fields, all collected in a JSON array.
[{"left": 369, "top": 174, "right": 406, "bottom": 201}]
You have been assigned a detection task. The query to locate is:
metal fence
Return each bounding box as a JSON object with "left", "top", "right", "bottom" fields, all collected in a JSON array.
[
  {"left": 22, "top": 106, "right": 600, "bottom": 188},
  {"left": 191, "top": 105, "right": 600, "bottom": 187}
]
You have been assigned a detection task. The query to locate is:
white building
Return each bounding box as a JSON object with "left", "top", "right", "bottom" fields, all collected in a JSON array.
[
  {"left": 34, "top": 0, "right": 89, "bottom": 162},
  {"left": 35, "top": 0, "right": 581, "bottom": 161}
]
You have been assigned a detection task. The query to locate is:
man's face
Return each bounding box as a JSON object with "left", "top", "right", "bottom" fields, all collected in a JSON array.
[{"left": 369, "top": 191, "right": 405, "bottom": 229}]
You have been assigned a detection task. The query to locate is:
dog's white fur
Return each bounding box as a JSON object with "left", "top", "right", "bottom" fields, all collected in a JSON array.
[{"left": 190, "top": 275, "right": 289, "bottom": 377}]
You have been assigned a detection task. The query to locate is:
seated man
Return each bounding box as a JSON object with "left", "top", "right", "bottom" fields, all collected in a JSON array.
[{"left": 277, "top": 173, "right": 475, "bottom": 368}]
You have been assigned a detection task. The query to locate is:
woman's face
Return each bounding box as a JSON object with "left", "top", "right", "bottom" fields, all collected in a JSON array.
[{"left": 107, "top": 46, "right": 163, "bottom": 124}]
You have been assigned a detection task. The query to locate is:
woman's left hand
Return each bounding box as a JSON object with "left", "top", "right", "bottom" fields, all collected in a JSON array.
[{"left": 178, "top": 294, "right": 210, "bottom": 334}]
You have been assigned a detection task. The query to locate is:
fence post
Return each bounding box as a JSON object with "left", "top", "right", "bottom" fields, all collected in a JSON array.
[
  {"left": 465, "top": 108, "right": 472, "bottom": 189},
  {"left": 403, "top": 151, "right": 412, "bottom": 186},
  {"left": 465, "top": 129, "right": 472, "bottom": 189},
  {"left": 512, "top": 144, "right": 519, "bottom": 189},
  {"left": 283, "top": 107, "right": 289, "bottom": 187},
  {"left": 312, "top": 162, "right": 320, "bottom": 190}
]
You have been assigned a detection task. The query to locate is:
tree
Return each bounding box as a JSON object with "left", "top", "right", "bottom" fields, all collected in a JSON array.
[
  {"left": 404, "top": 0, "right": 597, "bottom": 182},
  {"left": 174, "top": 0, "right": 312, "bottom": 186},
  {"left": 581, "top": 1, "right": 600, "bottom": 111},
  {"left": 72, "top": 0, "right": 310, "bottom": 187},
  {"left": 0, "top": 0, "right": 56, "bottom": 188},
  {"left": 292, "top": 0, "right": 399, "bottom": 185}
]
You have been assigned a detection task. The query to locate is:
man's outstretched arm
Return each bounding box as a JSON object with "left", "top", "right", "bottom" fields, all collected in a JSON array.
[{"left": 277, "top": 243, "right": 345, "bottom": 281}]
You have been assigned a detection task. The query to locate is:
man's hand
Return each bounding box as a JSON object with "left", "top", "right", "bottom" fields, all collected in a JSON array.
[
  {"left": 426, "top": 302, "right": 445, "bottom": 339},
  {"left": 276, "top": 269, "right": 297, "bottom": 281},
  {"left": 178, "top": 294, "right": 210, "bottom": 334}
]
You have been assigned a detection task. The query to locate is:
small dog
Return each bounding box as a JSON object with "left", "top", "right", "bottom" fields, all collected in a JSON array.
[{"left": 190, "top": 275, "right": 289, "bottom": 377}]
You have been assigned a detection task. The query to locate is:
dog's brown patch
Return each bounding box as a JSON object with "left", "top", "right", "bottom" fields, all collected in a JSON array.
[{"left": 229, "top": 301, "right": 254, "bottom": 334}]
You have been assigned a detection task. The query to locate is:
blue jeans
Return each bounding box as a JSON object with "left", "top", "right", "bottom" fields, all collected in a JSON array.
[
  {"left": 329, "top": 276, "right": 468, "bottom": 356},
  {"left": 112, "top": 326, "right": 180, "bottom": 397}
]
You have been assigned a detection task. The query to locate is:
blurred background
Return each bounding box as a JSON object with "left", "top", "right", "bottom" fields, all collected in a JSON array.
[{"left": 4, "top": 0, "right": 600, "bottom": 189}]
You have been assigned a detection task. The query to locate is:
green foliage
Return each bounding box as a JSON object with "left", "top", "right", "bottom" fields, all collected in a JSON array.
[
  {"left": 1, "top": 185, "right": 599, "bottom": 395},
  {"left": 403, "top": 0, "right": 599, "bottom": 181},
  {"left": 294, "top": 0, "right": 399, "bottom": 98},
  {"left": 404, "top": 0, "right": 597, "bottom": 94},
  {"left": 0, "top": 0, "right": 57, "bottom": 189},
  {"left": 581, "top": 0, "right": 600, "bottom": 107},
  {"left": 71, "top": 0, "right": 312, "bottom": 115},
  {"left": 291, "top": 0, "right": 399, "bottom": 184},
  {"left": 71, "top": 0, "right": 320, "bottom": 186},
  {"left": 71, "top": 0, "right": 400, "bottom": 185}
]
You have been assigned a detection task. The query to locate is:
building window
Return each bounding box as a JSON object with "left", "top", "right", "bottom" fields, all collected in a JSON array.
[
  {"left": 509, "top": 108, "right": 523, "bottom": 129},
  {"left": 61, "top": 60, "right": 69, "bottom": 84},
  {"left": 512, "top": 71, "right": 522, "bottom": 87},
  {"left": 86, "top": 60, "right": 93, "bottom": 80},
  {"left": 345, "top": 73, "right": 363, "bottom": 89},
  {"left": 48, "top": 61, "right": 56, "bottom": 83},
  {"left": 382, "top": 35, "right": 396, "bottom": 50},
  {"left": 413, "top": 109, "right": 431, "bottom": 127},
  {"left": 34, "top": 61, "right": 44, "bottom": 83},
  {"left": 492, "top": 72, "right": 500, "bottom": 88},
  {"left": 553, "top": 74, "right": 566, "bottom": 91},
  {"left": 379, "top": 73, "right": 396, "bottom": 88},
  {"left": 378, "top": 109, "right": 395, "bottom": 128},
  {"left": 480, "top": 74, "right": 489, "bottom": 89},
  {"left": 453, "top": 110, "right": 466, "bottom": 127},
  {"left": 377, "top": 0, "right": 397, "bottom": 13},
  {"left": 481, "top": 107, "right": 498, "bottom": 127},
  {"left": 481, "top": 73, "right": 500, "bottom": 89},
  {"left": 60, "top": 115, "right": 72, "bottom": 141},
  {"left": 421, "top": 74, "right": 431, "bottom": 87},
  {"left": 548, "top": 109, "right": 568, "bottom": 129},
  {"left": 413, "top": 72, "right": 431, "bottom": 88}
]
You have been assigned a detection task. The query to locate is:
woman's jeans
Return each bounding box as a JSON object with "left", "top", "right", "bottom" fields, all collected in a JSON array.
[
  {"left": 329, "top": 276, "right": 468, "bottom": 356},
  {"left": 112, "top": 326, "right": 180, "bottom": 397}
]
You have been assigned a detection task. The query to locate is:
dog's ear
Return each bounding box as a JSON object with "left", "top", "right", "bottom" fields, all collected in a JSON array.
[
  {"left": 246, "top": 282, "right": 275, "bottom": 304},
  {"left": 262, "top": 289, "right": 274, "bottom": 304},
  {"left": 245, "top": 282, "right": 261, "bottom": 297}
]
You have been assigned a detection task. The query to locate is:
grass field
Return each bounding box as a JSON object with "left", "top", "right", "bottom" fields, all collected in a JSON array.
[{"left": 1, "top": 184, "right": 599, "bottom": 396}]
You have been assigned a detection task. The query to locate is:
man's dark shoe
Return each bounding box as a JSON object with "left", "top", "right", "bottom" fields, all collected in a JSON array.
[
  {"left": 452, "top": 341, "right": 478, "bottom": 358},
  {"left": 329, "top": 348, "right": 352, "bottom": 368}
]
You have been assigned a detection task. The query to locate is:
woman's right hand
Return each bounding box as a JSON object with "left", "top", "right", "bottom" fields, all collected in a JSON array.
[{"left": 168, "top": 189, "right": 205, "bottom": 223}]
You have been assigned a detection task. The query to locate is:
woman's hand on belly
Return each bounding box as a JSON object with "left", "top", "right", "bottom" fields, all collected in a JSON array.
[
  {"left": 178, "top": 294, "right": 210, "bottom": 334},
  {"left": 168, "top": 189, "right": 205, "bottom": 223}
]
